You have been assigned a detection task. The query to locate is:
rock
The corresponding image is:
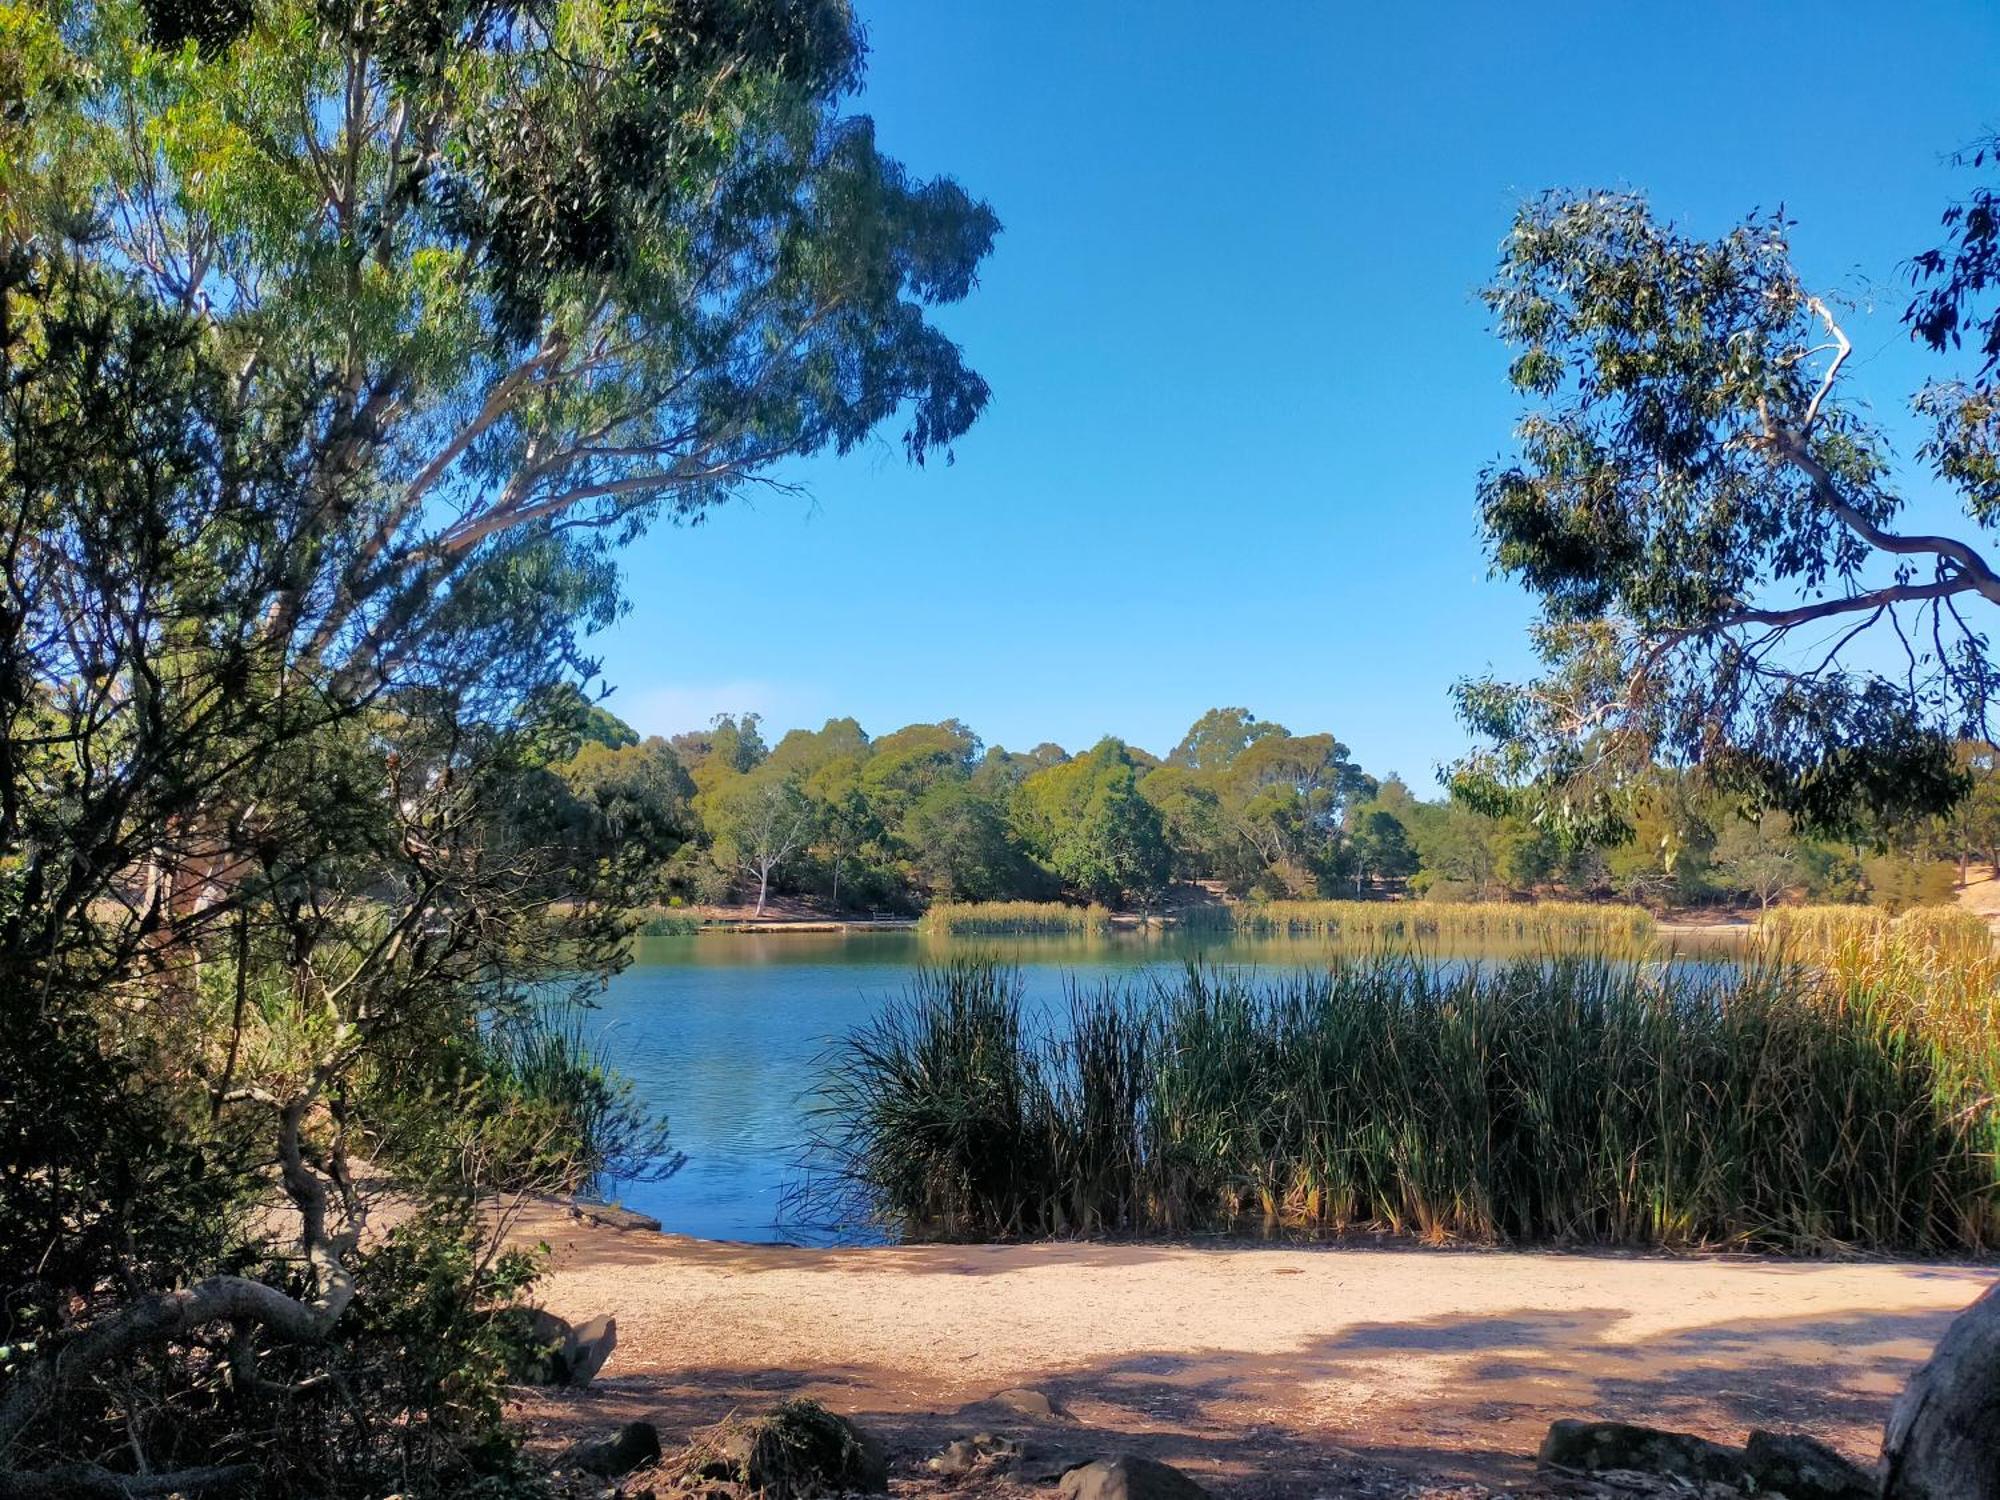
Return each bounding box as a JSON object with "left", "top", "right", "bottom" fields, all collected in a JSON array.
[
  {"left": 1745, "top": 1430, "right": 1876, "bottom": 1500},
  {"left": 1884, "top": 1281, "right": 2000, "bottom": 1500},
  {"left": 993, "top": 1387, "right": 1064, "bottom": 1421},
  {"left": 928, "top": 1433, "right": 1027, "bottom": 1478},
  {"left": 566, "top": 1312, "right": 618, "bottom": 1388},
  {"left": 1538, "top": 1420, "right": 1746, "bottom": 1486},
  {"left": 568, "top": 1419, "right": 662, "bottom": 1478},
  {"left": 695, "top": 1399, "right": 888, "bottom": 1498},
  {"left": 1058, "top": 1455, "right": 1213, "bottom": 1500},
  {"left": 572, "top": 1199, "right": 664, "bottom": 1232}
]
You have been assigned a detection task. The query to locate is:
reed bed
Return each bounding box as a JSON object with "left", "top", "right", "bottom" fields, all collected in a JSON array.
[
  {"left": 920, "top": 901, "right": 1113, "bottom": 936},
  {"left": 1210, "top": 898, "right": 1654, "bottom": 944},
  {"left": 806, "top": 952, "right": 2000, "bottom": 1253},
  {"left": 1754, "top": 903, "right": 1993, "bottom": 957}
]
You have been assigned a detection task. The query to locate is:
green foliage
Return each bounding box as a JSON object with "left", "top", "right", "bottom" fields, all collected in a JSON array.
[
  {"left": 0, "top": 0, "right": 1006, "bottom": 1480},
  {"left": 290, "top": 1214, "right": 555, "bottom": 1499},
  {"left": 1455, "top": 180, "right": 2000, "bottom": 841},
  {"left": 811, "top": 955, "right": 1999, "bottom": 1252},
  {"left": 1013, "top": 739, "right": 1171, "bottom": 907},
  {"left": 362, "top": 999, "right": 681, "bottom": 1196}
]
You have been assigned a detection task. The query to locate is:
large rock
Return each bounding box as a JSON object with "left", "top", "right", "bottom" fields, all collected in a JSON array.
[
  {"left": 1883, "top": 1279, "right": 2000, "bottom": 1500},
  {"left": 697, "top": 1400, "right": 888, "bottom": 1499},
  {"left": 1538, "top": 1420, "right": 1746, "bottom": 1486},
  {"left": 569, "top": 1419, "right": 662, "bottom": 1478},
  {"left": 1058, "top": 1455, "right": 1213, "bottom": 1500},
  {"left": 495, "top": 1306, "right": 617, "bottom": 1388},
  {"left": 1745, "top": 1430, "right": 1876, "bottom": 1500}
]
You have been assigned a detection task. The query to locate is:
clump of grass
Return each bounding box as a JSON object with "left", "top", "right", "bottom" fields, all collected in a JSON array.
[
  {"left": 636, "top": 910, "right": 702, "bottom": 936},
  {"left": 1227, "top": 899, "right": 1654, "bottom": 944},
  {"left": 919, "top": 901, "right": 1112, "bottom": 936},
  {"left": 808, "top": 953, "right": 1998, "bottom": 1254}
]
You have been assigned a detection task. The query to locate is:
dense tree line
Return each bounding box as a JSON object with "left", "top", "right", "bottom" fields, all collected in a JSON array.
[{"left": 550, "top": 702, "right": 1998, "bottom": 913}]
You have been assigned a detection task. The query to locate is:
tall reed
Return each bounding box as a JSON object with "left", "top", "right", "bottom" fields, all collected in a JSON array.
[
  {"left": 808, "top": 953, "right": 1999, "bottom": 1253},
  {"left": 1222, "top": 899, "right": 1654, "bottom": 943},
  {"left": 1754, "top": 903, "right": 1993, "bottom": 958},
  {"left": 919, "top": 901, "right": 1113, "bottom": 936}
]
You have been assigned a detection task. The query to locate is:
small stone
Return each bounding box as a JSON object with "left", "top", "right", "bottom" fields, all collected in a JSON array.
[
  {"left": 1058, "top": 1455, "right": 1213, "bottom": 1500},
  {"left": 994, "top": 1386, "right": 1063, "bottom": 1421}
]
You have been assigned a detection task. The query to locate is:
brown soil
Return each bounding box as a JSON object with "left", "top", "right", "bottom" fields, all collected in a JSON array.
[{"left": 500, "top": 1201, "right": 1990, "bottom": 1496}]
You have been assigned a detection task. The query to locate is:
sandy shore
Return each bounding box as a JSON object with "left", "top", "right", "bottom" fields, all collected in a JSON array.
[{"left": 502, "top": 1203, "right": 1991, "bottom": 1491}]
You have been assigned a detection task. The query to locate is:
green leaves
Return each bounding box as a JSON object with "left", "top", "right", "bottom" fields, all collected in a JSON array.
[{"left": 1460, "top": 188, "right": 2000, "bottom": 838}]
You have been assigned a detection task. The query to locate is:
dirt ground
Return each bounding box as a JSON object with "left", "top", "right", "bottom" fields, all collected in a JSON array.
[{"left": 501, "top": 1202, "right": 1991, "bottom": 1496}]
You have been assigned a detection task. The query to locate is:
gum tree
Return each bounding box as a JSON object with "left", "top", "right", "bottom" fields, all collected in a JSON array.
[
  {"left": 1457, "top": 156, "right": 2000, "bottom": 1500},
  {"left": 1, "top": 0, "right": 996, "bottom": 1491}
]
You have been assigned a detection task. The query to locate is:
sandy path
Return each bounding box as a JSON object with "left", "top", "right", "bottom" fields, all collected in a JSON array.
[{"left": 503, "top": 1205, "right": 1991, "bottom": 1490}]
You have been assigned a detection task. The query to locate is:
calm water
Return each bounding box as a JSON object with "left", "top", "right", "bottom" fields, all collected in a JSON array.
[{"left": 587, "top": 928, "right": 1718, "bottom": 1243}]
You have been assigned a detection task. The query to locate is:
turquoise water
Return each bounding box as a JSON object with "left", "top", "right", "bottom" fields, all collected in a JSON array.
[{"left": 588, "top": 928, "right": 1710, "bottom": 1243}]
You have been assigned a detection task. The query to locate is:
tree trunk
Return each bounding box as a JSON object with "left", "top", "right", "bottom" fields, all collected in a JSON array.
[
  {"left": 755, "top": 866, "right": 769, "bottom": 916},
  {"left": 1881, "top": 1279, "right": 2000, "bottom": 1499}
]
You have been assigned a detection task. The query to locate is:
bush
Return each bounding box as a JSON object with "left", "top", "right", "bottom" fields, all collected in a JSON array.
[{"left": 362, "top": 998, "right": 680, "bottom": 1197}]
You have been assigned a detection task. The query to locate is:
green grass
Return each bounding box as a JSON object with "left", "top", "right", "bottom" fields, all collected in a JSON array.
[{"left": 807, "top": 952, "right": 1999, "bottom": 1253}]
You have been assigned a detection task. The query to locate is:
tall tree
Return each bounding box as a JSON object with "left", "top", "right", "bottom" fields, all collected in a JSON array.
[
  {"left": 1457, "top": 160, "right": 2000, "bottom": 1500},
  {"left": 700, "top": 766, "right": 815, "bottom": 915},
  {"left": 1015, "top": 739, "right": 1171, "bottom": 907},
  {"left": 0, "top": 0, "right": 998, "bottom": 1489},
  {"left": 1451, "top": 188, "right": 1997, "bottom": 841}
]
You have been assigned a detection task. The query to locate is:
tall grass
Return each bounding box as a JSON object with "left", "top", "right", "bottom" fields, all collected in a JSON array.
[
  {"left": 920, "top": 901, "right": 1113, "bottom": 936},
  {"left": 1216, "top": 899, "right": 1654, "bottom": 943},
  {"left": 808, "top": 953, "right": 2000, "bottom": 1253},
  {"left": 1754, "top": 902, "right": 1993, "bottom": 957}
]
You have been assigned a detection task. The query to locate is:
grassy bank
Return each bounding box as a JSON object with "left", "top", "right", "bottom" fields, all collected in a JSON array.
[
  {"left": 809, "top": 949, "right": 2000, "bottom": 1253},
  {"left": 1205, "top": 898, "right": 1654, "bottom": 943},
  {"left": 917, "top": 897, "right": 1655, "bottom": 943}
]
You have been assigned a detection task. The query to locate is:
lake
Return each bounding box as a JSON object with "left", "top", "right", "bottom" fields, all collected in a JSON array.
[{"left": 588, "top": 927, "right": 1725, "bottom": 1243}]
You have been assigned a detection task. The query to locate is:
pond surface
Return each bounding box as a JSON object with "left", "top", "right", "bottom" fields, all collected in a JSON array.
[{"left": 587, "top": 927, "right": 1733, "bottom": 1244}]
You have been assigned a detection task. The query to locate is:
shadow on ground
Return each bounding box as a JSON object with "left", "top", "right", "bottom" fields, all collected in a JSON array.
[{"left": 517, "top": 1300, "right": 1957, "bottom": 1496}]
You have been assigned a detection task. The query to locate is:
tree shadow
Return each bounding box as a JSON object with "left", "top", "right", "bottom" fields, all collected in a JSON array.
[{"left": 517, "top": 1299, "right": 1975, "bottom": 1495}]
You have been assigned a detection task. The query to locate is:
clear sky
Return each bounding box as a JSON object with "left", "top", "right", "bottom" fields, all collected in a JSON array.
[{"left": 591, "top": 0, "right": 2000, "bottom": 787}]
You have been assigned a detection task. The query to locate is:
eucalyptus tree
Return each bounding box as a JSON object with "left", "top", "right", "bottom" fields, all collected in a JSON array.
[
  {"left": 699, "top": 764, "right": 816, "bottom": 915},
  {"left": 1, "top": 0, "right": 996, "bottom": 1491},
  {"left": 1455, "top": 156, "right": 2000, "bottom": 1500},
  {"left": 1452, "top": 184, "right": 1997, "bottom": 841}
]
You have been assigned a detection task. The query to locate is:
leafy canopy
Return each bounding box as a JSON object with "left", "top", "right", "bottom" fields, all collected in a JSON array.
[{"left": 1455, "top": 181, "right": 2000, "bottom": 840}]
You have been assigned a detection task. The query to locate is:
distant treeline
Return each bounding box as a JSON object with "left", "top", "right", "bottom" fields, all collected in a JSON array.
[{"left": 534, "top": 695, "right": 2000, "bottom": 913}]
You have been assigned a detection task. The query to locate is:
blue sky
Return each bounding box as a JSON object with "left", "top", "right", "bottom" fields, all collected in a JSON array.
[{"left": 592, "top": 0, "right": 2000, "bottom": 788}]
